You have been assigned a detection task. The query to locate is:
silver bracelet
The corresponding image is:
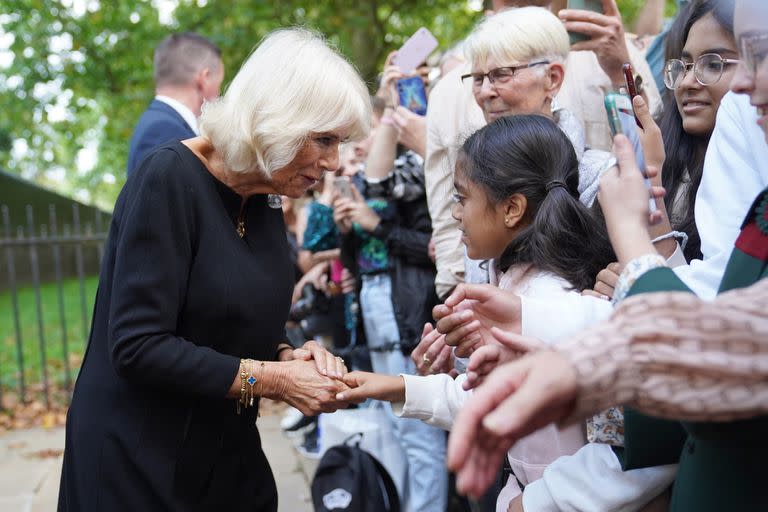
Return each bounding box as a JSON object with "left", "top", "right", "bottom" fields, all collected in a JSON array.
[{"left": 651, "top": 230, "right": 688, "bottom": 251}]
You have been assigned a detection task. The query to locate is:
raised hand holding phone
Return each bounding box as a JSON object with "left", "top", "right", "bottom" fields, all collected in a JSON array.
[
  {"left": 598, "top": 135, "right": 665, "bottom": 265},
  {"left": 622, "top": 62, "right": 643, "bottom": 128},
  {"left": 392, "top": 27, "right": 437, "bottom": 115},
  {"left": 604, "top": 90, "right": 656, "bottom": 214},
  {"left": 564, "top": 0, "right": 604, "bottom": 44},
  {"left": 333, "top": 176, "right": 354, "bottom": 200},
  {"left": 392, "top": 27, "right": 438, "bottom": 74},
  {"left": 559, "top": 0, "right": 630, "bottom": 84}
]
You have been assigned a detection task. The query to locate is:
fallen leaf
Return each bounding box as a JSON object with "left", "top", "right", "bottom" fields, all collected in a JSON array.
[{"left": 24, "top": 448, "right": 64, "bottom": 459}]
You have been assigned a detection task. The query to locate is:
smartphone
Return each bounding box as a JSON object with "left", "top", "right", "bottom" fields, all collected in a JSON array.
[
  {"left": 604, "top": 92, "right": 657, "bottom": 213},
  {"left": 622, "top": 63, "right": 644, "bottom": 129},
  {"left": 392, "top": 27, "right": 438, "bottom": 74},
  {"left": 396, "top": 76, "right": 428, "bottom": 116},
  {"left": 566, "top": 0, "right": 604, "bottom": 45},
  {"left": 333, "top": 176, "right": 354, "bottom": 200}
]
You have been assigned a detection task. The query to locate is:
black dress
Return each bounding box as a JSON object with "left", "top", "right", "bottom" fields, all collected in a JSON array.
[{"left": 58, "top": 142, "right": 293, "bottom": 511}]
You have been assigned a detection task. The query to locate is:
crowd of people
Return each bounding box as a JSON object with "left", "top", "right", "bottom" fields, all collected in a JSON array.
[{"left": 56, "top": 0, "right": 767, "bottom": 511}]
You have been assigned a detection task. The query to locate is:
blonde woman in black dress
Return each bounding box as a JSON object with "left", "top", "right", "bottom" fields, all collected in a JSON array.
[{"left": 59, "top": 28, "right": 371, "bottom": 511}]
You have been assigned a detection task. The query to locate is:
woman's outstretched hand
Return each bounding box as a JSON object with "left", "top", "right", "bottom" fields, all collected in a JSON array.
[
  {"left": 290, "top": 339, "right": 347, "bottom": 379},
  {"left": 268, "top": 358, "right": 351, "bottom": 416}
]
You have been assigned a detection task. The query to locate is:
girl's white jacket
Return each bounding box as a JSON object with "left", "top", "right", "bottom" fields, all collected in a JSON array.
[{"left": 392, "top": 263, "right": 676, "bottom": 511}]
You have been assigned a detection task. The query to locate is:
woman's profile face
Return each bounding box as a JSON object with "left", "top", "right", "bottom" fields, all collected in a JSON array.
[
  {"left": 674, "top": 13, "right": 739, "bottom": 137},
  {"left": 472, "top": 55, "right": 552, "bottom": 124},
  {"left": 270, "top": 131, "right": 347, "bottom": 198},
  {"left": 730, "top": 1, "right": 768, "bottom": 143}
]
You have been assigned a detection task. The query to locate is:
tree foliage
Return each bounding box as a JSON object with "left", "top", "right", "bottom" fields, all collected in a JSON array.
[
  {"left": 1, "top": 1, "right": 676, "bottom": 210},
  {"left": 0, "top": 0, "right": 480, "bottom": 209}
]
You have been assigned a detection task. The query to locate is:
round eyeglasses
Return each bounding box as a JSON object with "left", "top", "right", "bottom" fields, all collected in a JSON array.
[
  {"left": 739, "top": 32, "right": 768, "bottom": 78},
  {"left": 663, "top": 53, "right": 740, "bottom": 90}
]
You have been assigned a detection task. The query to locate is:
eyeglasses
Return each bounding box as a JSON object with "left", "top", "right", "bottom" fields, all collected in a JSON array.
[
  {"left": 461, "top": 61, "right": 550, "bottom": 89},
  {"left": 739, "top": 32, "right": 768, "bottom": 78},
  {"left": 663, "top": 53, "right": 740, "bottom": 90}
]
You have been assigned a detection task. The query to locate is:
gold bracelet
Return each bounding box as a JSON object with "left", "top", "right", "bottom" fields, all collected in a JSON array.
[
  {"left": 237, "top": 359, "right": 247, "bottom": 414},
  {"left": 247, "top": 360, "right": 257, "bottom": 406},
  {"left": 257, "top": 361, "right": 266, "bottom": 418}
]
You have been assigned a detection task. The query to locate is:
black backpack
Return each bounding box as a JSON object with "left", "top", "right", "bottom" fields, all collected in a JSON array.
[{"left": 311, "top": 434, "right": 400, "bottom": 512}]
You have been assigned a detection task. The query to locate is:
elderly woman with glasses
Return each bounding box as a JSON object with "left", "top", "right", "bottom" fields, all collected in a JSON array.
[
  {"left": 462, "top": 6, "right": 616, "bottom": 209},
  {"left": 58, "top": 29, "right": 370, "bottom": 512}
]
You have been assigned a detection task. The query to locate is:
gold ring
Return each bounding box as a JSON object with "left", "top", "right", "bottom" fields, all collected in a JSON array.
[{"left": 422, "top": 353, "right": 431, "bottom": 365}]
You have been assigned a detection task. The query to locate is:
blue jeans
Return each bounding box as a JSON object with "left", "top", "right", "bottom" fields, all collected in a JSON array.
[{"left": 360, "top": 273, "right": 448, "bottom": 512}]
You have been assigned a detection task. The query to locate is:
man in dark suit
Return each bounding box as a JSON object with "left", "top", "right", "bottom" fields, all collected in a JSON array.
[{"left": 127, "top": 32, "right": 224, "bottom": 176}]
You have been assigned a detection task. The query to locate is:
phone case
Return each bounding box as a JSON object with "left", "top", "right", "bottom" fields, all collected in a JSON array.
[
  {"left": 396, "top": 76, "right": 428, "bottom": 116},
  {"left": 604, "top": 92, "right": 657, "bottom": 213},
  {"left": 392, "top": 27, "right": 439, "bottom": 74},
  {"left": 334, "top": 178, "right": 353, "bottom": 199},
  {"left": 567, "top": 0, "right": 604, "bottom": 44},
  {"left": 622, "top": 63, "right": 644, "bottom": 128}
]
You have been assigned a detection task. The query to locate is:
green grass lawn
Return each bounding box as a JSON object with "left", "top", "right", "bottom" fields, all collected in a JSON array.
[{"left": 0, "top": 276, "right": 98, "bottom": 403}]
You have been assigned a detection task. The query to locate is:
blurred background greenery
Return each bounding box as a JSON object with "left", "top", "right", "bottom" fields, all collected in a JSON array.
[{"left": 0, "top": 0, "right": 678, "bottom": 211}]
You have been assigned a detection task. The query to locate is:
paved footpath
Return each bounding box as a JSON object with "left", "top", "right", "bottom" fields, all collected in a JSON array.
[{"left": 0, "top": 414, "right": 317, "bottom": 512}]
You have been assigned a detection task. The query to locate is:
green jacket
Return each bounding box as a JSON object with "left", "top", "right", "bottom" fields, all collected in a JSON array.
[{"left": 618, "top": 187, "right": 768, "bottom": 511}]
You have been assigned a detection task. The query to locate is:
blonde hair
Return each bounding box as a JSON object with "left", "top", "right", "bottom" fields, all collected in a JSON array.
[
  {"left": 464, "top": 7, "right": 570, "bottom": 69},
  {"left": 199, "top": 28, "right": 371, "bottom": 176}
]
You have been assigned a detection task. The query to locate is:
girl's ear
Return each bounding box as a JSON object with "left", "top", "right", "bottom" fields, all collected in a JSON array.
[{"left": 503, "top": 193, "right": 527, "bottom": 229}]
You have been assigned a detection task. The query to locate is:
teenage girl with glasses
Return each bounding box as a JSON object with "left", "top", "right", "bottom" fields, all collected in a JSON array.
[{"left": 659, "top": 0, "right": 738, "bottom": 262}]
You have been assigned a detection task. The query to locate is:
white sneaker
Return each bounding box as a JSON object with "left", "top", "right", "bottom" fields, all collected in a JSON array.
[{"left": 280, "top": 407, "right": 303, "bottom": 430}]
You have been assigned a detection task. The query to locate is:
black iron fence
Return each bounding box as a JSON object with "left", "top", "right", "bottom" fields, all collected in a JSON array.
[{"left": 0, "top": 203, "right": 108, "bottom": 410}]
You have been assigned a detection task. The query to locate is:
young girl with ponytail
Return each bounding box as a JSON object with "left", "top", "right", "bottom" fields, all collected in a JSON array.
[{"left": 338, "top": 115, "right": 674, "bottom": 511}]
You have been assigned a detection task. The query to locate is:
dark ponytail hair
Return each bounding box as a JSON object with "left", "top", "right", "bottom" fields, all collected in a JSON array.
[
  {"left": 458, "top": 114, "right": 614, "bottom": 291},
  {"left": 660, "top": 0, "right": 735, "bottom": 261}
]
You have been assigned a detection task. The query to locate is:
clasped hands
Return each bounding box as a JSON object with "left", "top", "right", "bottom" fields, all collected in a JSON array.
[{"left": 276, "top": 340, "right": 353, "bottom": 416}]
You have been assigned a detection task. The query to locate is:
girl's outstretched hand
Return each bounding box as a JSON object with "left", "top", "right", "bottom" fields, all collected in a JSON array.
[
  {"left": 412, "top": 323, "right": 453, "bottom": 375},
  {"left": 337, "top": 371, "right": 406, "bottom": 404},
  {"left": 464, "top": 329, "right": 546, "bottom": 390},
  {"left": 448, "top": 351, "right": 578, "bottom": 498},
  {"left": 433, "top": 284, "right": 522, "bottom": 358}
]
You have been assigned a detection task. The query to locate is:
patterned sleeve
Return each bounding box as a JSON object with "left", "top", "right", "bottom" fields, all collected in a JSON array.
[
  {"left": 559, "top": 278, "right": 768, "bottom": 424},
  {"left": 365, "top": 150, "right": 426, "bottom": 202}
]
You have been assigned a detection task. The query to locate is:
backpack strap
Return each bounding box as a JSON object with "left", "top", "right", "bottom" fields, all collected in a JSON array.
[
  {"left": 368, "top": 453, "right": 401, "bottom": 512},
  {"left": 342, "top": 432, "right": 364, "bottom": 447}
]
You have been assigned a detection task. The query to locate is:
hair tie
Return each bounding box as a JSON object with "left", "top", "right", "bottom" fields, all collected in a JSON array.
[{"left": 545, "top": 180, "right": 568, "bottom": 193}]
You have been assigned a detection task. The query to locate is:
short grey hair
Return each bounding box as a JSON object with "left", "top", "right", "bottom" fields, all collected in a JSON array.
[
  {"left": 464, "top": 7, "right": 569, "bottom": 69},
  {"left": 199, "top": 28, "right": 371, "bottom": 176},
  {"left": 153, "top": 32, "right": 222, "bottom": 87}
]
